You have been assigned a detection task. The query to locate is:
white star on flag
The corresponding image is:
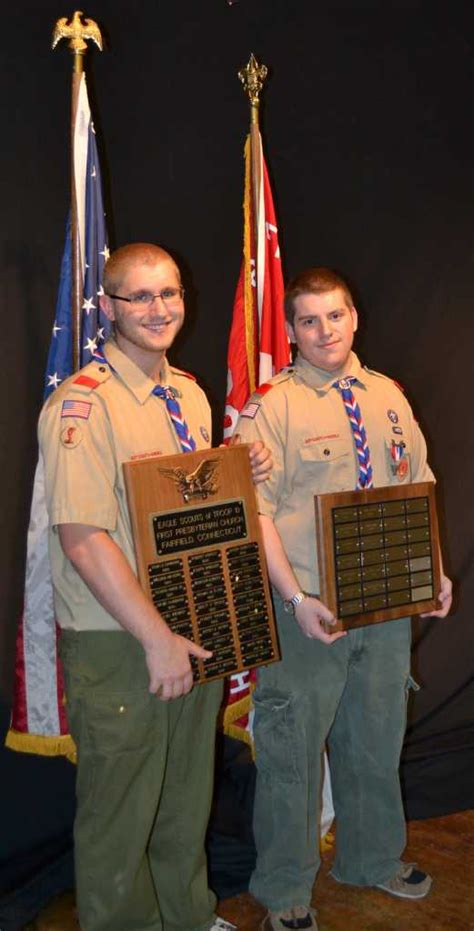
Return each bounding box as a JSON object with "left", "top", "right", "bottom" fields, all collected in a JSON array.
[
  {"left": 84, "top": 336, "right": 98, "bottom": 355},
  {"left": 47, "top": 372, "right": 62, "bottom": 388},
  {"left": 52, "top": 322, "right": 61, "bottom": 337},
  {"left": 100, "top": 245, "right": 110, "bottom": 261},
  {"left": 82, "top": 296, "right": 96, "bottom": 314},
  {"left": 97, "top": 327, "right": 105, "bottom": 341},
  {"left": 97, "top": 285, "right": 104, "bottom": 297}
]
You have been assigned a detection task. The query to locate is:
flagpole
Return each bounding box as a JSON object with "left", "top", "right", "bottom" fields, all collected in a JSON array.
[
  {"left": 238, "top": 53, "right": 268, "bottom": 266},
  {"left": 52, "top": 10, "right": 103, "bottom": 371}
]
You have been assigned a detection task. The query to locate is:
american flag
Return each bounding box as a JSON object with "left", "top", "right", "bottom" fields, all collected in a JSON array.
[{"left": 6, "top": 73, "right": 110, "bottom": 758}]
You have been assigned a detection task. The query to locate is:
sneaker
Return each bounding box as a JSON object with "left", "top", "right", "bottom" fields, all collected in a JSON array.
[
  {"left": 210, "top": 919, "right": 238, "bottom": 931},
  {"left": 374, "top": 862, "right": 432, "bottom": 899},
  {"left": 262, "top": 905, "right": 318, "bottom": 930}
]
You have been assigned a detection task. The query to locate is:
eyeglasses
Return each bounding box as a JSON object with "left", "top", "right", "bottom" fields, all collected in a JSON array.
[{"left": 107, "top": 287, "right": 185, "bottom": 309}]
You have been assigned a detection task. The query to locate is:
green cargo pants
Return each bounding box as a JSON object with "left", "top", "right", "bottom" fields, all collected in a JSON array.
[
  {"left": 60, "top": 630, "right": 223, "bottom": 931},
  {"left": 249, "top": 594, "right": 414, "bottom": 910}
]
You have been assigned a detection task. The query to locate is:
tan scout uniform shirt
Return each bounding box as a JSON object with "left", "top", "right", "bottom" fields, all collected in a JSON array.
[
  {"left": 39, "top": 339, "right": 211, "bottom": 631},
  {"left": 236, "top": 351, "right": 434, "bottom": 595}
]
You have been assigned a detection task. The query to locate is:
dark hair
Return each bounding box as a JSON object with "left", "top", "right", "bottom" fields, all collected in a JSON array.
[{"left": 284, "top": 267, "right": 354, "bottom": 325}]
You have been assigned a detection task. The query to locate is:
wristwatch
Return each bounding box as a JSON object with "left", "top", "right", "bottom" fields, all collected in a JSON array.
[{"left": 283, "top": 590, "right": 307, "bottom": 614}]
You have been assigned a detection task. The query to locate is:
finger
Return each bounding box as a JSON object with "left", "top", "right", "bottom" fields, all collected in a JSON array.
[
  {"left": 189, "top": 642, "right": 213, "bottom": 659},
  {"left": 182, "top": 672, "right": 194, "bottom": 695},
  {"left": 229, "top": 432, "right": 241, "bottom": 446},
  {"left": 248, "top": 440, "right": 264, "bottom": 460},
  {"left": 156, "top": 685, "right": 171, "bottom": 702}
]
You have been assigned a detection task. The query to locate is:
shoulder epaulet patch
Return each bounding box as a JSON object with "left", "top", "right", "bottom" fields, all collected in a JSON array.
[
  {"left": 391, "top": 378, "right": 406, "bottom": 393},
  {"left": 70, "top": 362, "right": 112, "bottom": 393},
  {"left": 73, "top": 374, "right": 101, "bottom": 389},
  {"left": 170, "top": 366, "right": 196, "bottom": 382}
]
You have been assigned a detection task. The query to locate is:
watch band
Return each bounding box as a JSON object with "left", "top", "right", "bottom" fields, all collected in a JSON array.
[{"left": 283, "top": 590, "right": 307, "bottom": 614}]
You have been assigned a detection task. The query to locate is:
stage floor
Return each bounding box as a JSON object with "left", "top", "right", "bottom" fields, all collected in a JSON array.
[{"left": 29, "top": 810, "right": 473, "bottom": 930}]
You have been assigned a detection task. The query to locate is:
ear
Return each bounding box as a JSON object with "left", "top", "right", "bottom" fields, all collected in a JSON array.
[
  {"left": 99, "top": 293, "right": 115, "bottom": 322},
  {"left": 351, "top": 306, "right": 358, "bottom": 333},
  {"left": 286, "top": 319, "right": 296, "bottom": 343}
]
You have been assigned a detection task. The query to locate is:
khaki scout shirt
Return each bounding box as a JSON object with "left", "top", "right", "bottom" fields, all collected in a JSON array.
[
  {"left": 39, "top": 340, "right": 212, "bottom": 631},
  {"left": 236, "top": 351, "right": 434, "bottom": 595}
]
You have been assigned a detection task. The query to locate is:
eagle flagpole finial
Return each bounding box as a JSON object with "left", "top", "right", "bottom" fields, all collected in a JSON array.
[{"left": 52, "top": 10, "right": 102, "bottom": 63}]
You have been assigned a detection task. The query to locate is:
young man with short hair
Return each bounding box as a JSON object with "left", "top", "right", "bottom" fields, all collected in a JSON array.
[
  {"left": 236, "top": 266, "right": 452, "bottom": 931},
  {"left": 39, "top": 242, "right": 271, "bottom": 931}
]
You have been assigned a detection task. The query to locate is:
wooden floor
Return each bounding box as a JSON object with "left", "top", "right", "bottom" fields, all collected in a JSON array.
[{"left": 29, "top": 810, "right": 473, "bottom": 931}]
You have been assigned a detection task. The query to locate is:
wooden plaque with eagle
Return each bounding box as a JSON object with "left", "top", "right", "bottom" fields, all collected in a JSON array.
[{"left": 123, "top": 445, "right": 279, "bottom": 683}]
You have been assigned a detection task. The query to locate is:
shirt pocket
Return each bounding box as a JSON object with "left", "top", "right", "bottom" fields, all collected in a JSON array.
[{"left": 298, "top": 438, "right": 351, "bottom": 493}]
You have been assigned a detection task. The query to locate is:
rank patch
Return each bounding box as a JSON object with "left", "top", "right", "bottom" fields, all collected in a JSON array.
[
  {"left": 60, "top": 425, "right": 83, "bottom": 448},
  {"left": 200, "top": 426, "right": 210, "bottom": 443},
  {"left": 61, "top": 399, "right": 92, "bottom": 420},
  {"left": 387, "top": 409, "right": 399, "bottom": 424}
]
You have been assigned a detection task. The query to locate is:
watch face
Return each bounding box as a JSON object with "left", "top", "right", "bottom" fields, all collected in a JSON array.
[{"left": 283, "top": 600, "right": 295, "bottom": 615}]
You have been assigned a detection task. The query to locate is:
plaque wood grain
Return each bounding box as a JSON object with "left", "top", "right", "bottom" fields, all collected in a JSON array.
[
  {"left": 314, "top": 482, "right": 441, "bottom": 630},
  {"left": 123, "top": 445, "right": 279, "bottom": 683}
]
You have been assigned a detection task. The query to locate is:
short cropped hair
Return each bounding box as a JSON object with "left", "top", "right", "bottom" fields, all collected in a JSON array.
[
  {"left": 284, "top": 267, "right": 354, "bottom": 325},
  {"left": 103, "top": 243, "right": 180, "bottom": 295}
]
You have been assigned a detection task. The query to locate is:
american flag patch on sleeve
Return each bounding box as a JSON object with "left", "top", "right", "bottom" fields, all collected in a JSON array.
[
  {"left": 240, "top": 401, "right": 261, "bottom": 419},
  {"left": 61, "top": 399, "right": 92, "bottom": 420}
]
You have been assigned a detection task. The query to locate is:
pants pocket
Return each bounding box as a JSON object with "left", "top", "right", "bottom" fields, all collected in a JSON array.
[
  {"left": 80, "top": 689, "right": 155, "bottom": 754},
  {"left": 253, "top": 693, "right": 300, "bottom": 784}
]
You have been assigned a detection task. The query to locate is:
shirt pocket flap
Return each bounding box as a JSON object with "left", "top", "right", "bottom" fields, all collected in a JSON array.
[{"left": 300, "top": 438, "right": 348, "bottom": 463}]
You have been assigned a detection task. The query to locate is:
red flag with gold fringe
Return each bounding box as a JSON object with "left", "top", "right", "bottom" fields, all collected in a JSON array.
[{"left": 223, "top": 131, "right": 290, "bottom": 744}]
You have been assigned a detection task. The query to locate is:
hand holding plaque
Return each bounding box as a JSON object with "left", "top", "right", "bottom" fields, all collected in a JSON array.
[
  {"left": 123, "top": 445, "right": 279, "bottom": 683},
  {"left": 314, "top": 482, "right": 442, "bottom": 631}
]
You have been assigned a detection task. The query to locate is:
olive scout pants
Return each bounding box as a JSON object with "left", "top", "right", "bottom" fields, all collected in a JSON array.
[
  {"left": 60, "top": 630, "right": 223, "bottom": 931},
  {"left": 249, "top": 595, "right": 416, "bottom": 911}
]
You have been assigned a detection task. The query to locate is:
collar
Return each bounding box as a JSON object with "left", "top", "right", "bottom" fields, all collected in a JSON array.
[
  {"left": 293, "top": 351, "right": 367, "bottom": 395},
  {"left": 103, "top": 339, "right": 173, "bottom": 405}
]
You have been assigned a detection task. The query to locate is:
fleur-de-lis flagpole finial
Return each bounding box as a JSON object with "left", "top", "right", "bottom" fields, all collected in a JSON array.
[{"left": 238, "top": 53, "right": 268, "bottom": 122}]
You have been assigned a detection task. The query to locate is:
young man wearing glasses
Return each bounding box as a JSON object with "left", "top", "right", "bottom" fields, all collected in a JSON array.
[{"left": 38, "top": 243, "right": 271, "bottom": 931}]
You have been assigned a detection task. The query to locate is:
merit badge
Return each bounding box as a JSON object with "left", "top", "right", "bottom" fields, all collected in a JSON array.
[
  {"left": 392, "top": 425, "right": 403, "bottom": 435},
  {"left": 200, "top": 426, "right": 210, "bottom": 443},
  {"left": 387, "top": 409, "right": 399, "bottom": 424},
  {"left": 60, "top": 425, "right": 82, "bottom": 448}
]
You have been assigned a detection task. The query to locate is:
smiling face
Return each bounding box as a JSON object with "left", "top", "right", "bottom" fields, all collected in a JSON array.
[
  {"left": 286, "top": 287, "right": 358, "bottom": 374},
  {"left": 100, "top": 255, "right": 184, "bottom": 377}
]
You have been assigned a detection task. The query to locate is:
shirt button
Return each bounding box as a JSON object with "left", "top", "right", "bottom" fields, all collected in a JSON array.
[
  {"left": 324, "top": 448, "right": 330, "bottom": 456},
  {"left": 99, "top": 366, "right": 106, "bottom": 372}
]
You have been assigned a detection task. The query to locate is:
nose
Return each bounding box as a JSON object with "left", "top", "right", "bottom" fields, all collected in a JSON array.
[
  {"left": 149, "top": 294, "right": 169, "bottom": 314},
  {"left": 318, "top": 317, "right": 333, "bottom": 340}
]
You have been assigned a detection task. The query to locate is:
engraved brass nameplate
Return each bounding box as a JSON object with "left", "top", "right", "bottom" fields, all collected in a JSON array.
[
  {"left": 123, "top": 445, "right": 279, "bottom": 682},
  {"left": 314, "top": 482, "right": 441, "bottom": 630}
]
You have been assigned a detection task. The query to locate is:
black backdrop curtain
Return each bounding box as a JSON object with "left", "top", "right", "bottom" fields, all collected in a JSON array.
[{"left": 1, "top": 0, "right": 472, "bottom": 916}]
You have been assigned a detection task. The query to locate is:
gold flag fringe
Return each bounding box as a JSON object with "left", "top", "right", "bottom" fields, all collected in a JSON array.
[{"left": 5, "top": 728, "right": 77, "bottom": 763}]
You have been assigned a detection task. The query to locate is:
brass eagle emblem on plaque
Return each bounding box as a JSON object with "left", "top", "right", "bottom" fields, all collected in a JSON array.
[{"left": 157, "top": 458, "right": 220, "bottom": 502}]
